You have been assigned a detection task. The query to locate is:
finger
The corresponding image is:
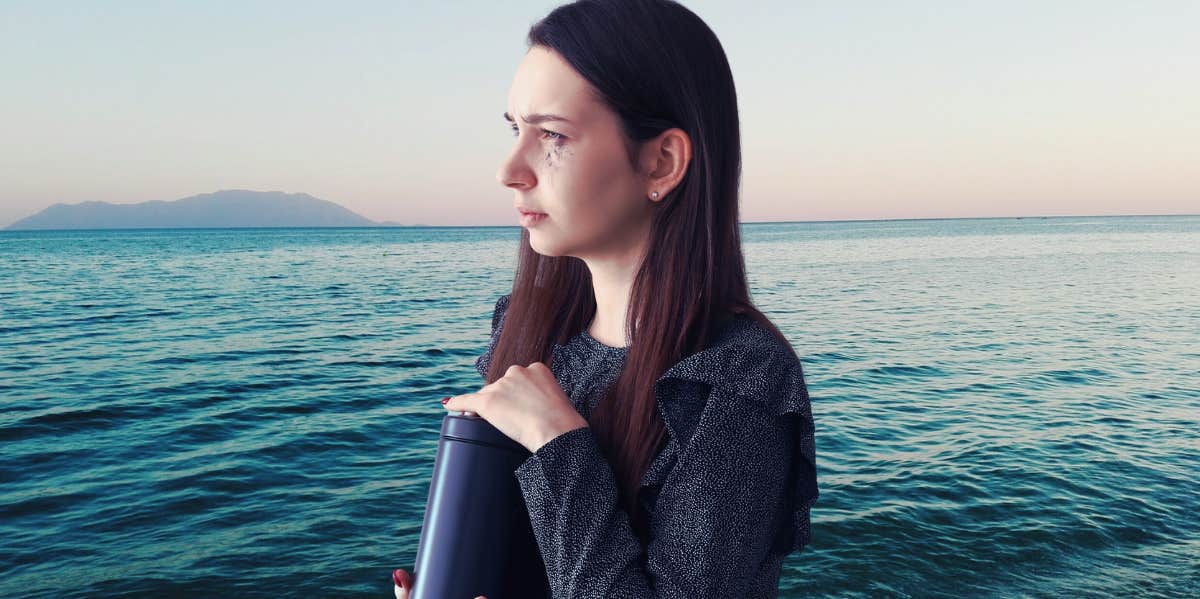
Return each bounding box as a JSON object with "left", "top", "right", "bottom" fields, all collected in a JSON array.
[
  {"left": 533, "top": 362, "right": 559, "bottom": 382},
  {"left": 442, "top": 392, "right": 477, "bottom": 413},
  {"left": 392, "top": 569, "right": 411, "bottom": 598}
]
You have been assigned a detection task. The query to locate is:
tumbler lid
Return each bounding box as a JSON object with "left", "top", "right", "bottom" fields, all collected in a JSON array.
[{"left": 441, "top": 412, "right": 529, "bottom": 455}]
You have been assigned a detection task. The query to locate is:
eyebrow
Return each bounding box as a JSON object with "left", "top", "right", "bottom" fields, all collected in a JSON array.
[{"left": 503, "top": 111, "right": 573, "bottom": 126}]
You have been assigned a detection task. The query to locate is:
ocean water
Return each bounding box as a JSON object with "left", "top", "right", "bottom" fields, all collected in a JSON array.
[{"left": 1, "top": 216, "right": 1197, "bottom": 598}]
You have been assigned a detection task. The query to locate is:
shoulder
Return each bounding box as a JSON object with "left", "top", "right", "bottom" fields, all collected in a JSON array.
[
  {"left": 490, "top": 293, "right": 512, "bottom": 330},
  {"left": 475, "top": 293, "right": 513, "bottom": 379},
  {"left": 657, "top": 313, "right": 809, "bottom": 418}
]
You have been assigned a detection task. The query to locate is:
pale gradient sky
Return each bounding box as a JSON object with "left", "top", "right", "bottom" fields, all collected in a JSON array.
[{"left": 1, "top": 0, "right": 1196, "bottom": 227}]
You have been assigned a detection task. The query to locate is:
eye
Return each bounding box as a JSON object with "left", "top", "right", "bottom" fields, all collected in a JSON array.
[{"left": 509, "top": 124, "right": 566, "bottom": 143}]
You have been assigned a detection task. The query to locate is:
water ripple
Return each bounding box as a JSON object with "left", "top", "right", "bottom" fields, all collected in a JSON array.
[{"left": 2, "top": 218, "right": 1198, "bottom": 598}]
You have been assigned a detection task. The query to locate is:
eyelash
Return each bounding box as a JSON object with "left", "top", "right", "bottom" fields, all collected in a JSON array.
[{"left": 510, "top": 124, "right": 565, "bottom": 143}]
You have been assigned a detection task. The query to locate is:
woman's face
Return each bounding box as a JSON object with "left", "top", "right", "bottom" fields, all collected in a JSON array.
[{"left": 497, "top": 46, "right": 653, "bottom": 260}]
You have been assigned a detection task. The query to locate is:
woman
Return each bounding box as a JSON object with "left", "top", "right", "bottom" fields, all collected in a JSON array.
[{"left": 394, "top": 1, "right": 818, "bottom": 597}]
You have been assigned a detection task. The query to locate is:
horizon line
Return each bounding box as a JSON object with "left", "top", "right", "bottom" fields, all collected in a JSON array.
[{"left": 3, "top": 212, "right": 1198, "bottom": 233}]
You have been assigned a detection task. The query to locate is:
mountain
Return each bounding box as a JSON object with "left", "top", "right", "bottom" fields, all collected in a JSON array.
[{"left": 5, "top": 190, "right": 384, "bottom": 230}]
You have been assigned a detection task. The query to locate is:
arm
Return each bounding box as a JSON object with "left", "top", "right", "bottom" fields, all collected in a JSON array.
[{"left": 513, "top": 384, "right": 794, "bottom": 598}]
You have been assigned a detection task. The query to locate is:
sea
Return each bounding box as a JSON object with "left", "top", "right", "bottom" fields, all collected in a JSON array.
[{"left": 1, "top": 215, "right": 1197, "bottom": 598}]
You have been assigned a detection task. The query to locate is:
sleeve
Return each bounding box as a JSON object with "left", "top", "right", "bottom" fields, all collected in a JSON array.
[
  {"left": 512, "top": 383, "right": 795, "bottom": 598},
  {"left": 474, "top": 293, "right": 511, "bottom": 380}
]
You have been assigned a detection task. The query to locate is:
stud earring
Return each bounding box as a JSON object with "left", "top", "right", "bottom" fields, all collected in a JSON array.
[{"left": 650, "top": 191, "right": 659, "bottom": 199}]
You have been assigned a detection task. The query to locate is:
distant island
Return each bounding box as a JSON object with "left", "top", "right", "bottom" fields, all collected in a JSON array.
[{"left": 4, "top": 190, "right": 424, "bottom": 230}]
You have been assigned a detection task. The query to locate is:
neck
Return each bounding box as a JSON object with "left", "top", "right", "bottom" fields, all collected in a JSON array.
[{"left": 581, "top": 249, "right": 645, "bottom": 349}]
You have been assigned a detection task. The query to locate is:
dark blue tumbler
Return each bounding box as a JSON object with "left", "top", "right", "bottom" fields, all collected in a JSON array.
[{"left": 409, "top": 411, "right": 550, "bottom": 599}]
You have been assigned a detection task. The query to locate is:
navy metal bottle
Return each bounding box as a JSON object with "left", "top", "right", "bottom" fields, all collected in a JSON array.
[{"left": 409, "top": 411, "right": 550, "bottom": 599}]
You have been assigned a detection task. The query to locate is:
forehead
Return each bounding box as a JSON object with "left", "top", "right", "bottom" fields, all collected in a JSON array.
[{"left": 506, "top": 46, "right": 601, "bottom": 126}]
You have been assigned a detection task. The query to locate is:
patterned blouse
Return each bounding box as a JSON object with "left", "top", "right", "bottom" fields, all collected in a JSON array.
[{"left": 474, "top": 294, "right": 818, "bottom": 599}]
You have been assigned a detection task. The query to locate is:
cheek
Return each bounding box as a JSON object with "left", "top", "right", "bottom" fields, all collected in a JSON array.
[
  {"left": 542, "top": 143, "right": 637, "bottom": 225},
  {"left": 552, "top": 143, "right": 623, "bottom": 197}
]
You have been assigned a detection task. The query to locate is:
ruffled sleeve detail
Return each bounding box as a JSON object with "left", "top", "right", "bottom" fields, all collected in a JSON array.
[{"left": 718, "top": 347, "right": 819, "bottom": 552}]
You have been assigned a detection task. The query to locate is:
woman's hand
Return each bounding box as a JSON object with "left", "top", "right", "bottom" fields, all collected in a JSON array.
[
  {"left": 443, "top": 362, "right": 588, "bottom": 454},
  {"left": 392, "top": 568, "right": 487, "bottom": 599},
  {"left": 397, "top": 365, "right": 575, "bottom": 598},
  {"left": 392, "top": 569, "right": 411, "bottom": 599}
]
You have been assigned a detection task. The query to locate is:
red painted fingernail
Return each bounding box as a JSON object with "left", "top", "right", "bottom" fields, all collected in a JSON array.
[
  {"left": 393, "top": 569, "right": 404, "bottom": 587},
  {"left": 441, "top": 397, "right": 450, "bottom": 404}
]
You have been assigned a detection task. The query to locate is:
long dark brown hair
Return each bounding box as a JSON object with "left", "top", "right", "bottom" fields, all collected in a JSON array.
[{"left": 485, "top": 0, "right": 796, "bottom": 547}]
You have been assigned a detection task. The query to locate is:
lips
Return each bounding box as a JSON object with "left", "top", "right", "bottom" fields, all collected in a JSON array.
[
  {"left": 518, "top": 209, "right": 548, "bottom": 227},
  {"left": 516, "top": 207, "right": 546, "bottom": 216}
]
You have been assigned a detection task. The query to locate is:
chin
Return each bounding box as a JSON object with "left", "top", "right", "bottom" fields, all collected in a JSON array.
[
  {"left": 529, "top": 241, "right": 565, "bottom": 257},
  {"left": 528, "top": 232, "right": 569, "bottom": 257}
]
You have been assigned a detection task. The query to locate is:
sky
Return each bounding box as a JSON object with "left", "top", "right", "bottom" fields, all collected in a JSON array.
[{"left": 1, "top": 0, "right": 1196, "bottom": 227}]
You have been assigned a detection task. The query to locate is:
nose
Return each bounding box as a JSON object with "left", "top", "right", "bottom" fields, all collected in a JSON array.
[{"left": 496, "top": 145, "right": 535, "bottom": 190}]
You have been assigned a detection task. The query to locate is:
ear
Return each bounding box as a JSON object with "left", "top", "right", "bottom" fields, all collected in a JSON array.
[{"left": 639, "top": 127, "right": 692, "bottom": 203}]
